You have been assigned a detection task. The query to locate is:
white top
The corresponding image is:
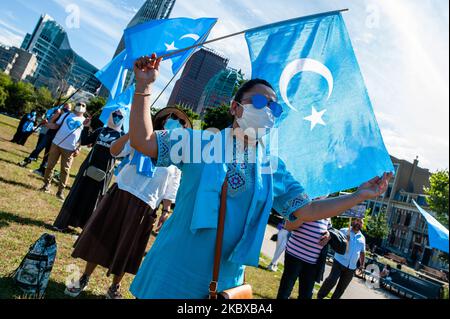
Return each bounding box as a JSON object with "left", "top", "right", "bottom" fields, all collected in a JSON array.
[
  {"left": 52, "top": 113, "right": 85, "bottom": 151},
  {"left": 115, "top": 142, "right": 181, "bottom": 209}
]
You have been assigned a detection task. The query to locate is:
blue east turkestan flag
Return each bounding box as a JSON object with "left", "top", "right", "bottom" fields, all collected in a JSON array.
[
  {"left": 413, "top": 200, "right": 449, "bottom": 253},
  {"left": 95, "top": 50, "right": 128, "bottom": 101},
  {"left": 245, "top": 11, "right": 394, "bottom": 198},
  {"left": 96, "top": 17, "right": 217, "bottom": 127},
  {"left": 123, "top": 17, "right": 217, "bottom": 73}
]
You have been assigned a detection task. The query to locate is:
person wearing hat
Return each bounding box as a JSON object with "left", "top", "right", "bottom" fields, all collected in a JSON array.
[
  {"left": 64, "top": 107, "right": 186, "bottom": 299},
  {"left": 52, "top": 109, "right": 126, "bottom": 232},
  {"left": 40, "top": 102, "right": 87, "bottom": 200}
]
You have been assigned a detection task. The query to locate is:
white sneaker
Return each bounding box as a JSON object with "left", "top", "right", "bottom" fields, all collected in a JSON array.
[{"left": 268, "top": 263, "right": 278, "bottom": 272}]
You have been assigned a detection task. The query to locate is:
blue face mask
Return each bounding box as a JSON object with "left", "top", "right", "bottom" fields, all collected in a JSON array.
[
  {"left": 112, "top": 114, "right": 124, "bottom": 125},
  {"left": 164, "top": 118, "right": 183, "bottom": 130}
]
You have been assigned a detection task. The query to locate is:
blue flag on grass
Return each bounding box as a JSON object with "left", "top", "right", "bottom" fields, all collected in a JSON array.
[
  {"left": 99, "top": 84, "right": 134, "bottom": 133},
  {"left": 245, "top": 11, "right": 394, "bottom": 198},
  {"left": 123, "top": 17, "right": 217, "bottom": 73},
  {"left": 413, "top": 200, "right": 449, "bottom": 253}
]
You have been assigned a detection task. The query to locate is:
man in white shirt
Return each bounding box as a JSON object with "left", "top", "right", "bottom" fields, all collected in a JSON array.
[
  {"left": 317, "top": 218, "right": 366, "bottom": 299},
  {"left": 40, "top": 102, "right": 87, "bottom": 200}
]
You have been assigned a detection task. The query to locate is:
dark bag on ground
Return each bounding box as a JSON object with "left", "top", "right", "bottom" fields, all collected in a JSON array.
[
  {"left": 10, "top": 233, "right": 57, "bottom": 298},
  {"left": 328, "top": 227, "right": 348, "bottom": 255}
]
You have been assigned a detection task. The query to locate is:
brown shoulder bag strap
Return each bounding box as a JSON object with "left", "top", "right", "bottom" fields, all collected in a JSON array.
[{"left": 209, "top": 179, "right": 228, "bottom": 299}]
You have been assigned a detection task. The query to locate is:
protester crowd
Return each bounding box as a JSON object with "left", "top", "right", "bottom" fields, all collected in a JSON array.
[{"left": 8, "top": 54, "right": 392, "bottom": 299}]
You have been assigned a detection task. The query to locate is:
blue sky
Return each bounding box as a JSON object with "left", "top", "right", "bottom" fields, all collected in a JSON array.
[{"left": 0, "top": 0, "right": 448, "bottom": 171}]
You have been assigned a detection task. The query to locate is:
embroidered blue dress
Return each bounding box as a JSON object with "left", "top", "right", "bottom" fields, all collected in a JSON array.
[{"left": 130, "top": 128, "right": 310, "bottom": 299}]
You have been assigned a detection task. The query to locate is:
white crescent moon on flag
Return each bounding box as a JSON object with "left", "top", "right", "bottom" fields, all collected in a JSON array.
[
  {"left": 279, "top": 58, "right": 334, "bottom": 111},
  {"left": 179, "top": 33, "right": 200, "bottom": 41}
]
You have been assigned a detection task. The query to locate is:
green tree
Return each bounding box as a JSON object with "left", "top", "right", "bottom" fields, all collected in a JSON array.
[
  {"left": 34, "top": 87, "right": 54, "bottom": 113},
  {"left": 0, "top": 72, "right": 13, "bottom": 89},
  {"left": 0, "top": 86, "right": 8, "bottom": 110},
  {"left": 331, "top": 216, "right": 350, "bottom": 230},
  {"left": 174, "top": 104, "right": 204, "bottom": 128},
  {"left": 363, "top": 208, "right": 389, "bottom": 247},
  {"left": 86, "top": 96, "right": 107, "bottom": 115},
  {"left": 6, "top": 81, "right": 35, "bottom": 115},
  {"left": 84, "top": 96, "right": 107, "bottom": 130},
  {"left": 203, "top": 104, "right": 233, "bottom": 130},
  {"left": 424, "top": 170, "right": 449, "bottom": 226}
]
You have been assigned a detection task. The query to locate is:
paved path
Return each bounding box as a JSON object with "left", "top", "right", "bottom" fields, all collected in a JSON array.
[{"left": 261, "top": 224, "right": 398, "bottom": 299}]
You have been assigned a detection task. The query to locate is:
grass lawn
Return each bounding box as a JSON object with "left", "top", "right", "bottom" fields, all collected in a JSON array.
[{"left": 0, "top": 113, "right": 325, "bottom": 299}]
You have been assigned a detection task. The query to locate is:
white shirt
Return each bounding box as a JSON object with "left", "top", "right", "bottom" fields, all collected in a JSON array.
[
  {"left": 52, "top": 113, "right": 85, "bottom": 151},
  {"left": 115, "top": 142, "right": 181, "bottom": 209}
]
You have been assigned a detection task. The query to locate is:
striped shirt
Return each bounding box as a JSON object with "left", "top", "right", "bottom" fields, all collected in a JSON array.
[{"left": 286, "top": 218, "right": 331, "bottom": 264}]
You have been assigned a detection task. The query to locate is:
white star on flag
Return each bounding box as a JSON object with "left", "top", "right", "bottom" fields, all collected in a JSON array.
[
  {"left": 304, "top": 106, "right": 327, "bottom": 130},
  {"left": 164, "top": 42, "right": 178, "bottom": 51}
]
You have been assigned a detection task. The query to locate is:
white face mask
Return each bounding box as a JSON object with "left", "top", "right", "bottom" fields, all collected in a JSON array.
[
  {"left": 236, "top": 103, "right": 275, "bottom": 139},
  {"left": 74, "top": 105, "right": 86, "bottom": 113}
]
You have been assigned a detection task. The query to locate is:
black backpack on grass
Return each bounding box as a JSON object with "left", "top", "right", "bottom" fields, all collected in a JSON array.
[{"left": 10, "top": 233, "right": 57, "bottom": 298}]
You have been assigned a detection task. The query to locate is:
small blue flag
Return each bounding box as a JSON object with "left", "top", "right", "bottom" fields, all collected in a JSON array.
[
  {"left": 123, "top": 17, "right": 217, "bottom": 73},
  {"left": 413, "top": 200, "right": 449, "bottom": 253},
  {"left": 95, "top": 50, "right": 128, "bottom": 100},
  {"left": 45, "top": 105, "right": 61, "bottom": 119},
  {"left": 245, "top": 12, "right": 394, "bottom": 198},
  {"left": 99, "top": 84, "right": 134, "bottom": 133}
]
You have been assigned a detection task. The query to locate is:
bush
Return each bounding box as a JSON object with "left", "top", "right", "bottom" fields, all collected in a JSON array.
[
  {"left": 0, "top": 86, "right": 8, "bottom": 110},
  {"left": 203, "top": 104, "right": 233, "bottom": 130}
]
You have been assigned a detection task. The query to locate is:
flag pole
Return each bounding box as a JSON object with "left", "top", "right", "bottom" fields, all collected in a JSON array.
[
  {"left": 150, "top": 22, "right": 217, "bottom": 109},
  {"left": 152, "top": 8, "right": 349, "bottom": 62}
]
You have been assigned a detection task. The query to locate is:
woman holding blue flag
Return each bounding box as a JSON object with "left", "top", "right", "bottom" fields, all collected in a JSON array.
[
  {"left": 16, "top": 111, "right": 37, "bottom": 146},
  {"left": 128, "top": 54, "right": 393, "bottom": 299},
  {"left": 52, "top": 109, "right": 126, "bottom": 232},
  {"left": 11, "top": 111, "right": 36, "bottom": 145},
  {"left": 65, "top": 109, "right": 186, "bottom": 299}
]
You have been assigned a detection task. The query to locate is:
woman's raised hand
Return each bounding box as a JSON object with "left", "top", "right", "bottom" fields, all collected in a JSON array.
[
  {"left": 133, "top": 53, "right": 163, "bottom": 88},
  {"left": 356, "top": 172, "right": 393, "bottom": 200}
]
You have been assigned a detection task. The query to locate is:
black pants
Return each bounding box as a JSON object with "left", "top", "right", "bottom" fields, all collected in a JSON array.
[
  {"left": 317, "top": 259, "right": 355, "bottom": 299},
  {"left": 35, "top": 132, "right": 46, "bottom": 149},
  {"left": 17, "top": 132, "right": 33, "bottom": 145},
  {"left": 276, "top": 253, "right": 318, "bottom": 299},
  {"left": 26, "top": 130, "right": 56, "bottom": 169}
]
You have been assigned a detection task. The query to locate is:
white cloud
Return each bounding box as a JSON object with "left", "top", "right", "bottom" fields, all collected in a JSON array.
[
  {"left": 51, "top": 0, "right": 133, "bottom": 52},
  {"left": 0, "top": 18, "right": 25, "bottom": 46}
]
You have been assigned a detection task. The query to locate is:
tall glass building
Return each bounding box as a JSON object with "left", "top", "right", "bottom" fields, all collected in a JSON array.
[
  {"left": 21, "top": 14, "right": 101, "bottom": 94},
  {"left": 198, "top": 68, "right": 244, "bottom": 113},
  {"left": 167, "top": 47, "right": 229, "bottom": 112}
]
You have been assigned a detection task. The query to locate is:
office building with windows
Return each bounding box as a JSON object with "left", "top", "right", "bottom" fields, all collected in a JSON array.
[
  {"left": 0, "top": 44, "right": 38, "bottom": 82},
  {"left": 21, "top": 14, "right": 100, "bottom": 95},
  {"left": 197, "top": 68, "right": 243, "bottom": 114},
  {"left": 167, "top": 48, "right": 229, "bottom": 111},
  {"left": 364, "top": 156, "right": 447, "bottom": 270}
]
